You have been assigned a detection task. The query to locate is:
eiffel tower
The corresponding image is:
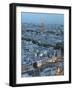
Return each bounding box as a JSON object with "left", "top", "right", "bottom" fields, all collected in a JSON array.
[{"left": 40, "top": 17, "right": 45, "bottom": 34}]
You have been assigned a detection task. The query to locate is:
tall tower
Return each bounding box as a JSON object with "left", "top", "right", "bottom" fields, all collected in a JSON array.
[{"left": 40, "top": 16, "right": 45, "bottom": 33}]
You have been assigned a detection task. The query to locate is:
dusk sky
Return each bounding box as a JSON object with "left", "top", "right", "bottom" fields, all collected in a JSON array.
[{"left": 21, "top": 12, "right": 64, "bottom": 25}]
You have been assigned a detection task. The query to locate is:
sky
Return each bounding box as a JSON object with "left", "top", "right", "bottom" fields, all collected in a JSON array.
[{"left": 21, "top": 12, "right": 64, "bottom": 25}]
